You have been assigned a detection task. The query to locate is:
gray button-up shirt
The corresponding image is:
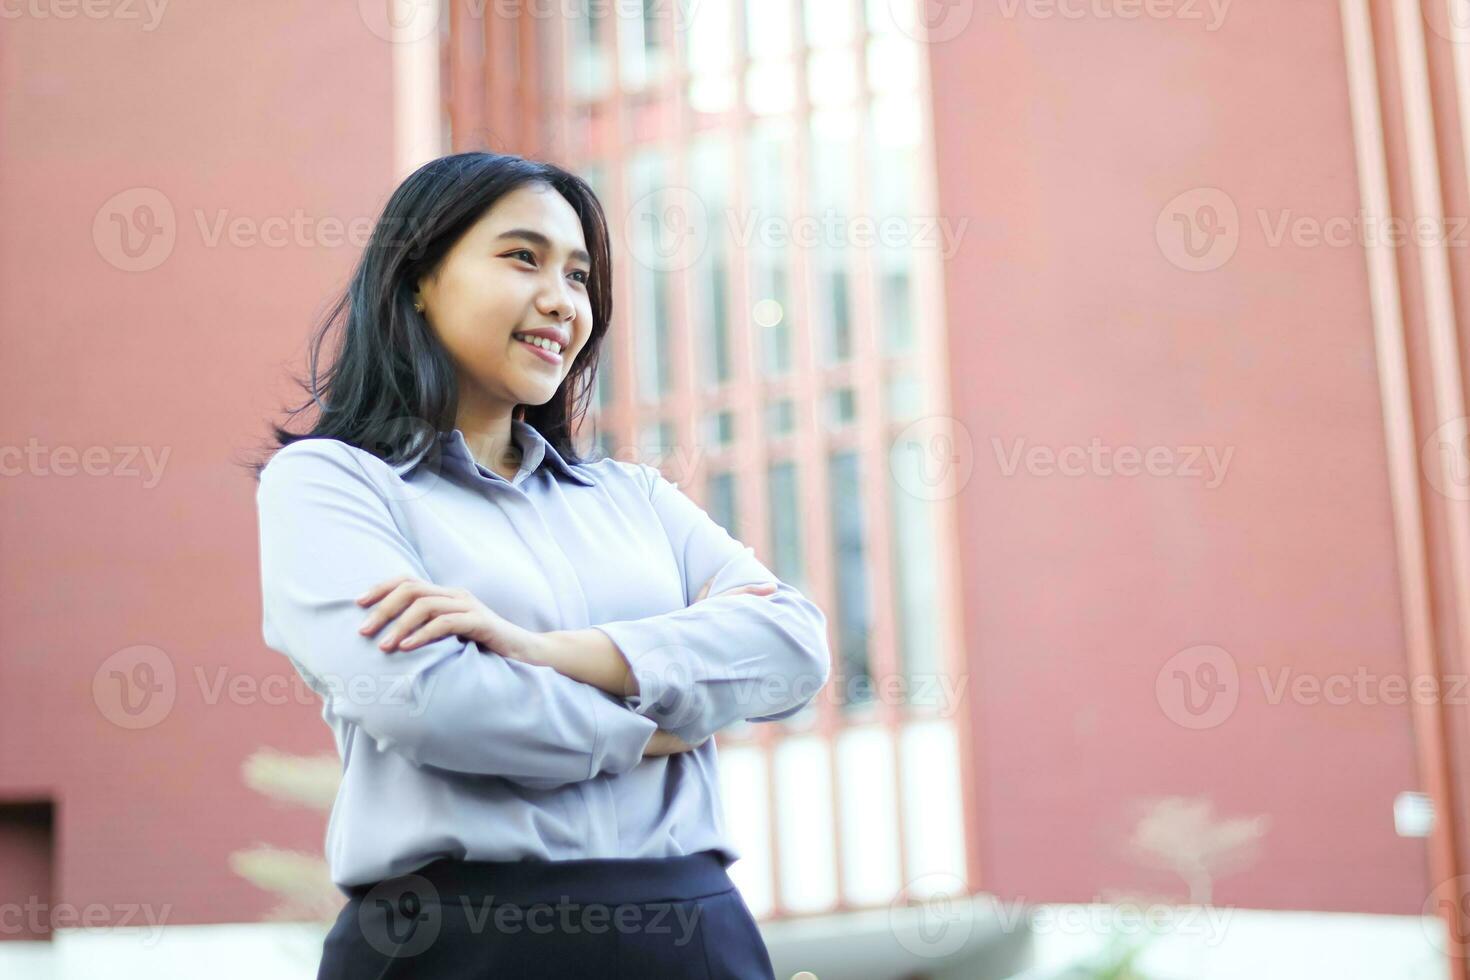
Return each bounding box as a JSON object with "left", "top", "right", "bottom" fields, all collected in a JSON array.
[{"left": 255, "top": 419, "right": 831, "bottom": 890}]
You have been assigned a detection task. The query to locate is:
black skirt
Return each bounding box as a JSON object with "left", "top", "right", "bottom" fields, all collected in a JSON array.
[{"left": 317, "top": 849, "right": 777, "bottom": 979}]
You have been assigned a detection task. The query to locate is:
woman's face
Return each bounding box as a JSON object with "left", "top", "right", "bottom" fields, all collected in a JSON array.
[{"left": 415, "top": 181, "right": 595, "bottom": 417}]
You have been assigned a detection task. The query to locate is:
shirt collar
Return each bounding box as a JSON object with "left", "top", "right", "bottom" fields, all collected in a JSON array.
[{"left": 390, "top": 419, "right": 597, "bottom": 486}]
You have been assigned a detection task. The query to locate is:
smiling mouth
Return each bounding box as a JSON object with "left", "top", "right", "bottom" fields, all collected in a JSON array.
[{"left": 512, "top": 333, "right": 564, "bottom": 364}]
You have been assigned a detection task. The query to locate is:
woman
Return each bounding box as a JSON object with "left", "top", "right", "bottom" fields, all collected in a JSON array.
[{"left": 249, "top": 151, "right": 831, "bottom": 978}]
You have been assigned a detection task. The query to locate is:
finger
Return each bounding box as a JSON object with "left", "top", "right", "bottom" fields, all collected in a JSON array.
[
  {"left": 356, "top": 575, "right": 415, "bottom": 606},
  {"left": 715, "top": 582, "right": 779, "bottom": 599},
  {"left": 397, "top": 612, "right": 468, "bottom": 651},
  {"left": 694, "top": 575, "right": 713, "bottom": 603},
  {"left": 380, "top": 595, "right": 465, "bottom": 651},
  {"left": 358, "top": 580, "right": 449, "bottom": 637},
  {"left": 376, "top": 595, "right": 463, "bottom": 651}
]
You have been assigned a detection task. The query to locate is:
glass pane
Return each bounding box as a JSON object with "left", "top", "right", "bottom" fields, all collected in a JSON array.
[
  {"left": 747, "top": 0, "right": 794, "bottom": 58},
  {"left": 864, "top": 0, "right": 902, "bottom": 35},
  {"left": 828, "top": 450, "right": 871, "bottom": 709},
  {"left": 748, "top": 120, "right": 792, "bottom": 215},
  {"left": 767, "top": 460, "right": 805, "bottom": 590},
  {"left": 826, "top": 387, "right": 857, "bottom": 427},
  {"left": 707, "top": 470, "right": 739, "bottom": 537},
  {"left": 595, "top": 429, "right": 617, "bottom": 461},
  {"left": 817, "top": 255, "right": 852, "bottom": 365},
  {"left": 808, "top": 48, "right": 858, "bottom": 107},
  {"left": 804, "top": 0, "right": 858, "bottom": 47},
  {"left": 627, "top": 151, "right": 672, "bottom": 402},
  {"left": 755, "top": 262, "right": 791, "bottom": 377},
  {"left": 809, "top": 110, "right": 858, "bottom": 216},
  {"left": 765, "top": 398, "right": 796, "bottom": 435},
  {"left": 884, "top": 370, "right": 922, "bottom": 421},
  {"left": 702, "top": 410, "right": 735, "bottom": 448},
  {"left": 688, "top": 0, "right": 734, "bottom": 73},
  {"left": 888, "top": 449, "right": 941, "bottom": 700},
  {"left": 566, "top": 0, "right": 611, "bottom": 100},
  {"left": 865, "top": 33, "right": 920, "bottom": 94},
  {"left": 638, "top": 420, "right": 674, "bottom": 464},
  {"left": 745, "top": 62, "right": 796, "bottom": 115},
  {"left": 594, "top": 337, "right": 615, "bottom": 408},
  {"left": 748, "top": 123, "right": 793, "bottom": 378},
  {"left": 691, "top": 135, "right": 733, "bottom": 386},
  {"left": 620, "top": 0, "right": 671, "bottom": 89},
  {"left": 880, "top": 257, "right": 914, "bottom": 355},
  {"left": 868, "top": 95, "right": 920, "bottom": 218},
  {"left": 689, "top": 75, "right": 738, "bottom": 115}
]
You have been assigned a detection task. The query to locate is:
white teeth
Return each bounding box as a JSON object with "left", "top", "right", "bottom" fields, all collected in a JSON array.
[{"left": 514, "top": 334, "right": 562, "bottom": 356}]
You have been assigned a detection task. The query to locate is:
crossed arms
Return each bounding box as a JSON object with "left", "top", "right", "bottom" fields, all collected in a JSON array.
[{"left": 255, "top": 442, "right": 831, "bottom": 790}]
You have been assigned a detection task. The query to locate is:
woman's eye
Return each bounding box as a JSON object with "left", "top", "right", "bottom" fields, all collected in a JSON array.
[
  {"left": 508, "top": 248, "right": 536, "bottom": 264},
  {"left": 570, "top": 270, "right": 589, "bottom": 284}
]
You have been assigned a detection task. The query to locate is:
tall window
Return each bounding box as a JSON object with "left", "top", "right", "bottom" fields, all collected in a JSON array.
[
  {"left": 828, "top": 450, "right": 871, "bottom": 709},
  {"left": 626, "top": 150, "right": 673, "bottom": 403}
]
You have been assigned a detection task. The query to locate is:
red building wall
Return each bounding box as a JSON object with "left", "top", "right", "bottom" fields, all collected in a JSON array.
[
  {"left": 0, "top": 2, "right": 397, "bottom": 925},
  {"left": 930, "top": 0, "right": 1439, "bottom": 914}
]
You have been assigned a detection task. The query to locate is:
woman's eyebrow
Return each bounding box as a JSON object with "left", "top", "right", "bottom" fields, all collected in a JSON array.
[{"left": 495, "top": 228, "right": 591, "bottom": 266}]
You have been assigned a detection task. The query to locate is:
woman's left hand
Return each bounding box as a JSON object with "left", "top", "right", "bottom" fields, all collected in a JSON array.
[{"left": 356, "top": 576, "right": 545, "bottom": 662}]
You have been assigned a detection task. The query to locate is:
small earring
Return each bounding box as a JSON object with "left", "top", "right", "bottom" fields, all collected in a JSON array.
[{"left": 413, "top": 298, "right": 425, "bottom": 313}]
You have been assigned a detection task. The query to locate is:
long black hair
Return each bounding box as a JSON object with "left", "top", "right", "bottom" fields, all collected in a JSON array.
[{"left": 243, "top": 151, "right": 613, "bottom": 481}]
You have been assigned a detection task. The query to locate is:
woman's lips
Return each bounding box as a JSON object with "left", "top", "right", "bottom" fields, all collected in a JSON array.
[{"left": 515, "top": 335, "right": 563, "bottom": 365}]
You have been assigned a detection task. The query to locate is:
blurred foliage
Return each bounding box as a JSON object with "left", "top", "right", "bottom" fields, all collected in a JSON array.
[{"left": 229, "top": 747, "right": 343, "bottom": 923}]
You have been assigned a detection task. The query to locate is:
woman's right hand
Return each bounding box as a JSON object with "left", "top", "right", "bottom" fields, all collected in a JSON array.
[{"left": 643, "top": 730, "right": 702, "bottom": 757}]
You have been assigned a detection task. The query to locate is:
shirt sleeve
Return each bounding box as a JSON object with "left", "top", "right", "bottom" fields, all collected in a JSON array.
[
  {"left": 255, "top": 440, "right": 658, "bottom": 790},
  {"left": 589, "top": 464, "right": 832, "bottom": 745}
]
